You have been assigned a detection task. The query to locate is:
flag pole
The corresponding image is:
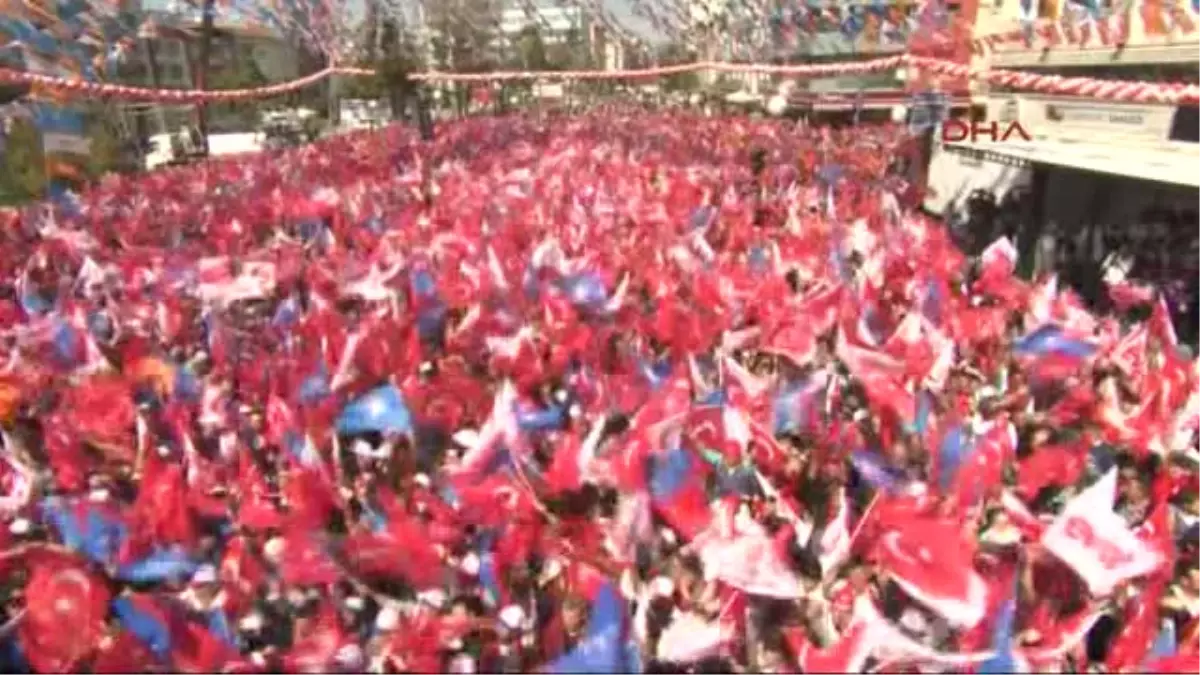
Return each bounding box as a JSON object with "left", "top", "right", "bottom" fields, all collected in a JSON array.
[{"left": 820, "top": 491, "right": 882, "bottom": 588}]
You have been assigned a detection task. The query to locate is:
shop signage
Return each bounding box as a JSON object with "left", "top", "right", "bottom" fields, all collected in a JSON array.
[{"left": 941, "top": 119, "right": 1033, "bottom": 143}]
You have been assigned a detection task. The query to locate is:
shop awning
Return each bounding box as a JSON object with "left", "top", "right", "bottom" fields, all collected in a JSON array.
[{"left": 945, "top": 139, "right": 1200, "bottom": 188}]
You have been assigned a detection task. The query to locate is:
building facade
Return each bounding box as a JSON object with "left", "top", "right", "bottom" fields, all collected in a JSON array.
[
  {"left": 764, "top": 1, "right": 980, "bottom": 116},
  {"left": 500, "top": 3, "right": 584, "bottom": 43},
  {"left": 924, "top": 0, "right": 1198, "bottom": 233},
  {"left": 972, "top": 0, "right": 1198, "bottom": 70},
  {"left": 117, "top": 8, "right": 303, "bottom": 136}
]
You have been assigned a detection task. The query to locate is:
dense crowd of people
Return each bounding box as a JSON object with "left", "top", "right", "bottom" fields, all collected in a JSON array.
[{"left": 0, "top": 112, "right": 1194, "bottom": 674}]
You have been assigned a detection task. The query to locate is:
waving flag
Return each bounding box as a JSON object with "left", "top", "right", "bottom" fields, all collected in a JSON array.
[
  {"left": 561, "top": 273, "right": 609, "bottom": 309},
  {"left": 875, "top": 513, "right": 990, "bottom": 628},
  {"left": 772, "top": 372, "right": 828, "bottom": 436},
  {"left": 818, "top": 488, "right": 854, "bottom": 578},
  {"left": 1145, "top": 620, "right": 1178, "bottom": 666},
  {"left": 979, "top": 236, "right": 1018, "bottom": 280},
  {"left": 935, "top": 423, "right": 974, "bottom": 491},
  {"left": 1041, "top": 470, "right": 1164, "bottom": 595},
  {"left": 457, "top": 381, "right": 525, "bottom": 477},
  {"left": 649, "top": 445, "right": 713, "bottom": 540},
  {"left": 545, "top": 582, "right": 631, "bottom": 673},
  {"left": 1013, "top": 324, "right": 1098, "bottom": 360},
  {"left": 786, "top": 596, "right": 880, "bottom": 673},
  {"left": 116, "top": 547, "right": 199, "bottom": 584},
  {"left": 850, "top": 450, "right": 905, "bottom": 494},
  {"left": 335, "top": 384, "right": 413, "bottom": 435},
  {"left": 112, "top": 593, "right": 236, "bottom": 671},
  {"left": 517, "top": 403, "right": 566, "bottom": 432},
  {"left": 41, "top": 497, "right": 129, "bottom": 566},
  {"left": 19, "top": 556, "right": 110, "bottom": 674},
  {"left": 978, "top": 584, "right": 1025, "bottom": 673},
  {"left": 656, "top": 609, "right": 736, "bottom": 664}
]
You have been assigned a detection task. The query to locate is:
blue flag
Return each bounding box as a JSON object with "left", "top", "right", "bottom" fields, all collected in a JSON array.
[
  {"left": 517, "top": 404, "right": 566, "bottom": 432},
  {"left": 545, "top": 583, "right": 627, "bottom": 673},
  {"left": 336, "top": 384, "right": 413, "bottom": 435},
  {"left": 477, "top": 532, "right": 504, "bottom": 608},
  {"left": 562, "top": 273, "right": 609, "bottom": 309},
  {"left": 936, "top": 424, "right": 976, "bottom": 491},
  {"left": 1013, "top": 324, "right": 1098, "bottom": 359},
  {"left": 116, "top": 547, "right": 199, "bottom": 584},
  {"left": 112, "top": 596, "right": 173, "bottom": 660},
  {"left": 1145, "top": 620, "right": 1177, "bottom": 666},
  {"left": 906, "top": 389, "right": 935, "bottom": 436},
  {"left": 978, "top": 590, "right": 1020, "bottom": 673},
  {"left": 297, "top": 365, "right": 331, "bottom": 403},
  {"left": 649, "top": 446, "right": 700, "bottom": 503},
  {"left": 42, "top": 497, "right": 128, "bottom": 566},
  {"left": 772, "top": 376, "right": 825, "bottom": 436},
  {"left": 849, "top": 450, "right": 904, "bottom": 494}
]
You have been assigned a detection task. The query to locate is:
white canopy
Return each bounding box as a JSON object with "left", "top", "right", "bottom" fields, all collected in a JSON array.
[{"left": 946, "top": 138, "right": 1200, "bottom": 188}]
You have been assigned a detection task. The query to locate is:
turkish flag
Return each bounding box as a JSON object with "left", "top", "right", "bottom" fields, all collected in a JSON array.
[{"left": 19, "top": 554, "right": 111, "bottom": 673}]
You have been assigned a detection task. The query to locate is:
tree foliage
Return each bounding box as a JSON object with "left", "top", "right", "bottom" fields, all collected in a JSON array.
[
  {"left": 657, "top": 42, "right": 701, "bottom": 93},
  {"left": 514, "top": 25, "right": 549, "bottom": 71},
  {"left": 207, "top": 54, "right": 270, "bottom": 131},
  {"left": 372, "top": 19, "right": 423, "bottom": 120},
  {"left": 0, "top": 108, "right": 124, "bottom": 205},
  {"left": 83, "top": 113, "right": 123, "bottom": 179},
  {"left": 0, "top": 119, "right": 46, "bottom": 205}
]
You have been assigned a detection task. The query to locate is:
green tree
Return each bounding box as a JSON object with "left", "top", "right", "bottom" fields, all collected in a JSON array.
[
  {"left": 548, "top": 26, "right": 591, "bottom": 71},
  {"left": 84, "top": 114, "right": 123, "bottom": 179},
  {"left": 657, "top": 42, "right": 700, "bottom": 93},
  {"left": 207, "top": 55, "right": 269, "bottom": 131},
  {"left": 375, "top": 19, "right": 421, "bottom": 120},
  {"left": 515, "top": 25, "right": 549, "bottom": 71},
  {"left": 0, "top": 119, "right": 45, "bottom": 205}
]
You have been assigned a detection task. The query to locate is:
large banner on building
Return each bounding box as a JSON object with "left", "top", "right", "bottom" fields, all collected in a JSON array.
[
  {"left": 987, "top": 0, "right": 1198, "bottom": 51},
  {"left": 5, "top": 8, "right": 97, "bottom": 196},
  {"left": 24, "top": 54, "right": 91, "bottom": 194}
]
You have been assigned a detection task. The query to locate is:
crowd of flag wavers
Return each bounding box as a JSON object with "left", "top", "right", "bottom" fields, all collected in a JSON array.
[{"left": 0, "top": 111, "right": 1194, "bottom": 674}]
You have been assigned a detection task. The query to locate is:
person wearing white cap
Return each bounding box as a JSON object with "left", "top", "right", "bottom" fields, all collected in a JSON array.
[
  {"left": 374, "top": 604, "right": 401, "bottom": 633},
  {"left": 332, "top": 643, "right": 365, "bottom": 672},
  {"left": 447, "top": 653, "right": 477, "bottom": 674},
  {"left": 192, "top": 564, "right": 218, "bottom": 585},
  {"left": 459, "top": 551, "right": 481, "bottom": 577},
  {"left": 417, "top": 588, "right": 447, "bottom": 610},
  {"left": 263, "top": 536, "right": 286, "bottom": 564},
  {"left": 498, "top": 604, "right": 526, "bottom": 633},
  {"left": 180, "top": 564, "right": 225, "bottom": 614}
]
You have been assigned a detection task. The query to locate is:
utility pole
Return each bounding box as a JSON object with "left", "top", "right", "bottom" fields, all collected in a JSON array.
[
  {"left": 142, "top": 34, "right": 170, "bottom": 138},
  {"left": 193, "top": 0, "right": 217, "bottom": 156}
]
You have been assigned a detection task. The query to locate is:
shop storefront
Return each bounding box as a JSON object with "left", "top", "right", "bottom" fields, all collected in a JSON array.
[
  {"left": 924, "top": 93, "right": 1199, "bottom": 224},
  {"left": 922, "top": 92, "right": 1198, "bottom": 321}
]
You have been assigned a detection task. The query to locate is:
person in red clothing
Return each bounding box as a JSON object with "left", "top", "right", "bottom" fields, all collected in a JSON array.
[{"left": 539, "top": 592, "right": 588, "bottom": 664}]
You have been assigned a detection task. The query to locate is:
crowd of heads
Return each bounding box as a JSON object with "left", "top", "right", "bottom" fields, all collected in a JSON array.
[{"left": 0, "top": 111, "right": 1194, "bottom": 674}]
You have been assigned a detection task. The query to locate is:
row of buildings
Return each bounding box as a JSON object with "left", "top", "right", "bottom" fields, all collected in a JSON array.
[
  {"left": 114, "top": 0, "right": 638, "bottom": 125},
  {"left": 121, "top": 1, "right": 636, "bottom": 91}
]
